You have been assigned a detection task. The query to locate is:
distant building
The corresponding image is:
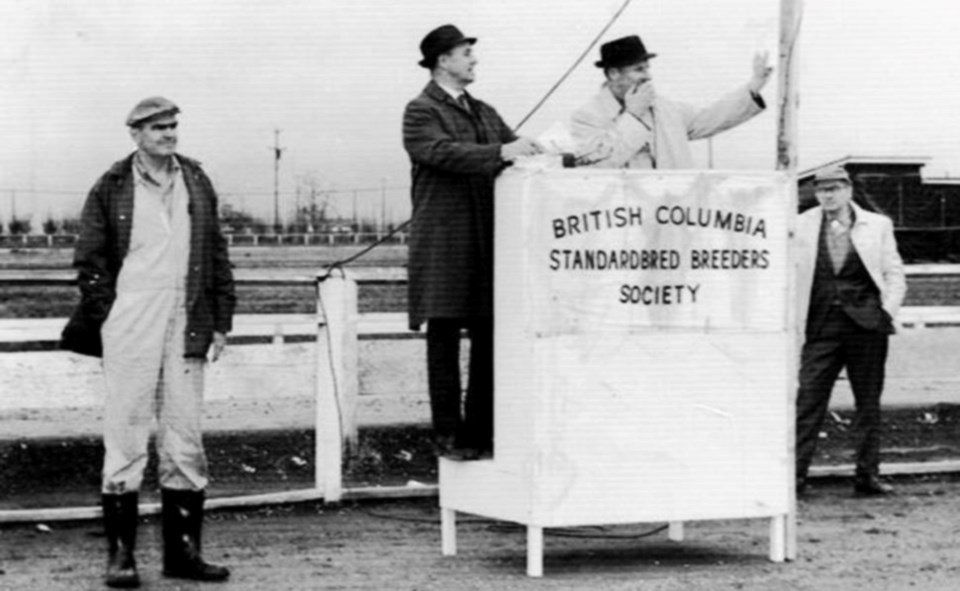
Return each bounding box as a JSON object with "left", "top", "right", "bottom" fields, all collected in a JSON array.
[{"left": 800, "top": 156, "right": 960, "bottom": 262}]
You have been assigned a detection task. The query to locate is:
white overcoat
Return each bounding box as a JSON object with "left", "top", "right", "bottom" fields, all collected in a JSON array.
[{"left": 569, "top": 84, "right": 763, "bottom": 169}]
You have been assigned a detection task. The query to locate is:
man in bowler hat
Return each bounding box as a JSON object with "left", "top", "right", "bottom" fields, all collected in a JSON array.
[
  {"left": 402, "top": 24, "right": 543, "bottom": 460},
  {"left": 570, "top": 34, "right": 772, "bottom": 168},
  {"left": 62, "top": 97, "right": 234, "bottom": 587},
  {"left": 794, "top": 164, "right": 906, "bottom": 496}
]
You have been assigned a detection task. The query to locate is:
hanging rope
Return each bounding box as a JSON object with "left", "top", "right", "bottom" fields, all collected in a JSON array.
[
  {"left": 320, "top": 1, "right": 634, "bottom": 277},
  {"left": 514, "top": 0, "right": 634, "bottom": 132}
]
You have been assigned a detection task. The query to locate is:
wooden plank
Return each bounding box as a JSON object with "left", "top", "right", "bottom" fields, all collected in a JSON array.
[
  {"left": 4, "top": 459, "right": 960, "bottom": 525},
  {"left": 2, "top": 264, "right": 957, "bottom": 287},
  {"left": 0, "top": 313, "right": 413, "bottom": 344},
  {"left": 5, "top": 305, "right": 960, "bottom": 350}
]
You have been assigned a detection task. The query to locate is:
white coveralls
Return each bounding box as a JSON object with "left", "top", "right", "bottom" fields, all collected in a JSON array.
[{"left": 101, "top": 158, "right": 209, "bottom": 494}]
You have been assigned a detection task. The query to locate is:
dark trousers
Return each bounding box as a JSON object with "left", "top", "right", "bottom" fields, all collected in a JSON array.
[
  {"left": 426, "top": 317, "right": 493, "bottom": 450},
  {"left": 796, "top": 309, "right": 889, "bottom": 481}
]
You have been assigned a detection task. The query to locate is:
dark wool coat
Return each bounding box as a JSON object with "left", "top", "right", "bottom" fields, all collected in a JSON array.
[
  {"left": 61, "top": 152, "right": 236, "bottom": 358},
  {"left": 402, "top": 81, "right": 517, "bottom": 329}
]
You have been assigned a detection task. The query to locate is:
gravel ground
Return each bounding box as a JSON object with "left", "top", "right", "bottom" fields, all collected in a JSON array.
[{"left": 1, "top": 477, "right": 959, "bottom": 590}]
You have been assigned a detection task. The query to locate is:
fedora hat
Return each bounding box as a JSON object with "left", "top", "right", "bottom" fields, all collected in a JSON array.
[
  {"left": 595, "top": 35, "right": 657, "bottom": 68},
  {"left": 418, "top": 24, "right": 477, "bottom": 69}
]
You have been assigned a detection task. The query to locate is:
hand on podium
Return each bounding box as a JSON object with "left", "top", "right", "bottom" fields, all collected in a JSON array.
[{"left": 501, "top": 137, "right": 545, "bottom": 163}]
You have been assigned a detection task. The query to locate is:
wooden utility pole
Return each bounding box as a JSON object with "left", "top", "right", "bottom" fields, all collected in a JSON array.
[
  {"left": 778, "top": 0, "right": 803, "bottom": 565},
  {"left": 352, "top": 190, "right": 358, "bottom": 230},
  {"left": 777, "top": 0, "right": 802, "bottom": 172},
  {"left": 379, "top": 178, "right": 387, "bottom": 235},
  {"left": 271, "top": 129, "right": 285, "bottom": 234}
]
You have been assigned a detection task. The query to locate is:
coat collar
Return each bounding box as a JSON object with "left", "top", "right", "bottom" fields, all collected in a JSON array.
[
  {"left": 424, "top": 80, "right": 473, "bottom": 112},
  {"left": 105, "top": 151, "right": 202, "bottom": 182},
  {"left": 812, "top": 200, "right": 870, "bottom": 228},
  {"left": 425, "top": 80, "right": 456, "bottom": 103},
  {"left": 596, "top": 83, "right": 625, "bottom": 118}
]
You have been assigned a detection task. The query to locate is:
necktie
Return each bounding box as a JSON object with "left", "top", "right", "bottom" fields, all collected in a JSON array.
[
  {"left": 825, "top": 214, "right": 850, "bottom": 272},
  {"left": 457, "top": 94, "right": 470, "bottom": 113}
]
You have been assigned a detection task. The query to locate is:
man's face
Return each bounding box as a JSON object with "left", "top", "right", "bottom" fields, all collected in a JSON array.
[
  {"left": 438, "top": 42, "right": 477, "bottom": 86},
  {"left": 130, "top": 114, "right": 178, "bottom": 158},
  {"left": 608, "top": 61, "right": 651, "bottom": 100},
  {"left": 814, "top": 180, "right": 853, "bottom": 213}
]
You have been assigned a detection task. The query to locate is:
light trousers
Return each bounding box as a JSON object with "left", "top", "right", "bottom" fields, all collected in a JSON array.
[{"left": 101, "top": 291, "right": 208, "bottom": 494}]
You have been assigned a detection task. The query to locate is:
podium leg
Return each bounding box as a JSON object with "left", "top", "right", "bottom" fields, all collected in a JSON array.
[
  {"left": 769, "top": 515, "right": 786, "bottom": 562},
  {"left": 441, "top": 507, "right": 457, "bottom": 556},
  {"left": 668, "top": 521, "right": 684, "bottom": 542},
  {"left": 527, "top": 526, "right": 543, "bottom": 577},
  {"left": 786, "top": 507, "right": 797, "bottom": 561}
]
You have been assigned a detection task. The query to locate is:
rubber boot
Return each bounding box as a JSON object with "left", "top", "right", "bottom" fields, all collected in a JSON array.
[
  {"left": 161, "top": 488, "right": 230, "bottom": 582},
  {"left": 102, "top": 493, "right": 140, "bottom": 589}
]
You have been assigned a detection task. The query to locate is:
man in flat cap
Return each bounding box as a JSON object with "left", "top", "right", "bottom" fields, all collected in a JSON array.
[
  {"left": 402, "top": 24, "right": 543, "bottom": 460},
  {"left": 570, "top": 35, "right": 772, "bottom": 168},
  {"left": 62, "top": 97, "right": 234, "bottom": 587},
  {"left": 794, "top": 164, "right": 906, "bottom": 497}
]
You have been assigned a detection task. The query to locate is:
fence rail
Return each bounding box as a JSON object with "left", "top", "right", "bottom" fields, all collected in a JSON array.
[
  {"left": 2, "top": 268, "right": 960, "bottom": 348},
  {"left": 0, "top": 232, "right": 408, "bottom": 248},
  {"left": 3, "top": 269, "right": 960, "bottom": 522}
]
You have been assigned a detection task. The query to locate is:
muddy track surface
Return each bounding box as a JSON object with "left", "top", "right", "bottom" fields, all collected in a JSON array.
[{"left": 1, "top": 477, "right": 959, "bottom": 590}]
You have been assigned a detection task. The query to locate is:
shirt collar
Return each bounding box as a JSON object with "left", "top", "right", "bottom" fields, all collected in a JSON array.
[
  {"left": 824, "top": 203, "right": 854, "bottom": 227},
  {"left": 435, "top": 81, "right": 466, "bottom": 101},
  {"left": 133, "top": 153, "right": 180, "bottom": 187}
]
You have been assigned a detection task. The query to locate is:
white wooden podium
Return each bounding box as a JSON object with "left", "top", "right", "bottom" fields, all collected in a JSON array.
[{"left": 439, "top": 168, "right": 795, "bottom": 576}]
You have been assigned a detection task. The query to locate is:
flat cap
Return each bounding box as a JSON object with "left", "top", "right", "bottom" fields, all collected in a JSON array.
[
  {"left": 813, "top": 164, "right": 851, "bottom": 184},
  {"left": 126, "top": 96, "right": 180, "bottom": 127}
]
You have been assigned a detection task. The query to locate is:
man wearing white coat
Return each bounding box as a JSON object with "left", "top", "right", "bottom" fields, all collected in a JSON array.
[
  {"left": 569, "top": 35, "right": 771, "bottom": 169},
  {"left": 794, "top": 164, "right": 906, "bottom": 497}
]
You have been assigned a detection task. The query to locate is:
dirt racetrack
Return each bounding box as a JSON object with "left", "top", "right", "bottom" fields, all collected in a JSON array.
[{"left": 2, "top": 476, "right": 960, "bottom": 590}]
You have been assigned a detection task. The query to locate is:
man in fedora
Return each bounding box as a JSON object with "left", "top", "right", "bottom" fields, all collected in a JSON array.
[
  {"left": 570, "top": 34, "right": 772, "bottom": 168},
  {"left": 62, "top": 97, "right": 234, "bottom": 587},
  {"left": 402, "top": 24, "right": 543, "bottom": 460},
  {"left": 794, "top": 164, "right": 906, "bottom": 497}
]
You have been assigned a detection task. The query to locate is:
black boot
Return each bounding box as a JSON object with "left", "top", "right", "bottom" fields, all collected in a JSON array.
[
  {"left": 854, "top": 474, "right": 895, "bottom": 496},
  {"left": 102, "top": 493, "right": 140, "bottom": 589},
  {"left": 161, "top": 488, "right": 230, "bottom": 582}
]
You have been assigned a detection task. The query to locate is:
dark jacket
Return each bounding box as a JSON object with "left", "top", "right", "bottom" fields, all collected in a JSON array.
[
  {"left": 806, "top": 216, "right": 894, "bottom": 337},
  {"left": 402, "top": 81, "right": 517, "bottom": 329},
  {"left": 61, "top": 152, "right": 236, "bottom": 357}
]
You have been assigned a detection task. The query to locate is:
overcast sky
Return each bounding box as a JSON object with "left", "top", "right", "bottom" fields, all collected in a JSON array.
[{"left": 2, "top": 0, "right": 959, "bottom": 223}]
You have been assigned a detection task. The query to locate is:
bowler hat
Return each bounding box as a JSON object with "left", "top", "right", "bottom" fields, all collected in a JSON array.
[
  {"left": 595, "top": 35, "right": 657, "bottom": 68},
  {"left": 418, "top": 24, "right": 477, "bottom": 69},
  {"left": 814, "top": 164, "right": 852, "bottom": 184},
  {"left": 126, "top": 96, "right": 179, "bottom": 127}
]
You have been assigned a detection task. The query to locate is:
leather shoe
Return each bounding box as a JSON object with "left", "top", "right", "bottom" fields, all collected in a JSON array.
[{"left": 854, "top": 475, "right": 894, "bottom": 496}]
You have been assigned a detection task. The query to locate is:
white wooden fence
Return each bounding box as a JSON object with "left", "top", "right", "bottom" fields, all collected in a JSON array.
[{"left": 2, "top": 267, "right": 960, "bottom": 522}]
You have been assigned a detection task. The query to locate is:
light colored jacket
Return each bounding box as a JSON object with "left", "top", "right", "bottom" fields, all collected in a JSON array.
[
  {"left": 795, "top": 202, "right": 907, "bottom": 342},
  {"left": 570, "top": 84, "right": 763, "bottom": 169}
]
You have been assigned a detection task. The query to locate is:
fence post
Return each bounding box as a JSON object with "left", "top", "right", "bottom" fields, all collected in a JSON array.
[{"left": 314, "top": 272, "right": 359, "bottom": 503}]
